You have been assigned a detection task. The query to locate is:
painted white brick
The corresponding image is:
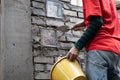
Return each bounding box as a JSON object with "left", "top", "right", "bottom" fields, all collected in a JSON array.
[
  {"left": 32, "top": 16, "right": 45, "bottom": 25},
  {"left": 63, "top": 9, "right": 77, "bottom": 17},
  {"left": 35, "top": 72, "right": 50, "bottom": 79},
  {"left": 59, "top": 42, "right": 73, "bottom": 49},
  {"left": 33, "top": 0, "right": 45, "bottom": 2},
  {"left": 70, "top": 17, "right": 83, "bottom": 23},
  {"left": 32, "top": 8, "right": 45, "bottom": 16},
  {"left": 65, "top": 22, "right": 75, "bottom": 29},
  {"left": 58, "top": 49, "right": 68, "bottom": 56},
  {"left": 46, "top": 64, "right": 53, "bottom": 71},
  {"left": 32, "top": 1, "right": 45, "bottom": 9},
  {"left": 66, "top": 30, "right": 84, "bottom": 37},
  {"left": 35, "top": 64, "right": 45, "bottom": 71},
  {"left": 71, "top": 5, "right": 82, "bottom": 12},
  {"left": 46, "top": 19, "right": 64, "bottom": 27},
  {"left": 34, "top": 56, "right": 54, "bottom": 64},
  {"left": 66, "top": 35, "right": 80, "bottom": 42},
  {"left": 78, "top": 12, "right": 83, "bottom": 18},
  {"left": 61, "top": 0, "right": 71, "bottom": 3},
  {"left": 63, "top": 3, "right": 70, "bottom": 9},
  {"left": 42, "top": 48, "right": 59, "bottom": 57}
]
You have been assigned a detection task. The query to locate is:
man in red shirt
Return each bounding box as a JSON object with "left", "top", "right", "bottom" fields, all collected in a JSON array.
[{"left": 67, "top": 0, "right": 120, "bottom": 80}]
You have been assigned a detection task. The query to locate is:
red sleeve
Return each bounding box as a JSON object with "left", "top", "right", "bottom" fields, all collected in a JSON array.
[{"left": 83, "top": 0, "right": 102, "bottom": 20}]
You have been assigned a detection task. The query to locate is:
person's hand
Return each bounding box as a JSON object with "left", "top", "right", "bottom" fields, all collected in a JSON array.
[
  {"left": 66, "top": 46, "right": 80, "bottom": 61},
  {"left": 71, "top": 22, "right": 85, "bottom": 31}
]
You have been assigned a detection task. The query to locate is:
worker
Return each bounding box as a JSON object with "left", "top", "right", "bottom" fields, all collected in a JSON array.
[{"left": 66, "top": 0, "right": 120, "bottom": 80}]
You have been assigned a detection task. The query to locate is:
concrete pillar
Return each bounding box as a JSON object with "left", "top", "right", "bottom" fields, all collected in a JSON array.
[
  {"left": 0, "top": 0, "right": 33, "bottom": 80},
  {"left": 0, "top": 0, "right": 5, "bottom": 80}
]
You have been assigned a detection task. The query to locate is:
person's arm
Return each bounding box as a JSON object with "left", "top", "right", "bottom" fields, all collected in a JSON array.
[
  {"left": 66, "top": 16, "right": 103, "bottom": 61},
  {"left": 74, "top": 16, "right": 103, "bottom": 50},
  {"left": 71, "top": 21, "right": 85, "bottom": 31}
]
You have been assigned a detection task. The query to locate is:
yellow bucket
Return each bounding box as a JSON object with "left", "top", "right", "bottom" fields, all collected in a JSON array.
[{"left": 50, "top": 56, "right": 87, "bottom": 80}]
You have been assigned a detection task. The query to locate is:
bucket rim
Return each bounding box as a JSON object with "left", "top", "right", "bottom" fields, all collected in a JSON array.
[{"left": 50, "top": 56, "right": 79, "bottom": 80}]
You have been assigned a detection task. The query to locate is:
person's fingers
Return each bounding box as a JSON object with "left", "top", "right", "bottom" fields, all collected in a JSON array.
[
  {"left": 68, "top": 53, "right": 78, "bottom": 61},
  {"left": 66, "top": 52, "right": 73, "bottom": 61},
  {"left": 69, "top": 54, "right": 74, "bottom": 61},
  {"left": 71, "top": 26, "right": 78, "bottom": 30},
  {"left": 66, "top": 52, "right": 70, "bottom": 59},
  {"left": 72, "top": 27, "right": 81, "bottom": 31},
  {"left": 66, "top": 46, "right": 79, "bottom": 61},
  {"left": 72, "top": 54, "right": 78, "bottom": 61},
  {"left": 70, "top": 54, "right": 74, "bottom": 61},
  {"left": 74, "top": 29, "right": 79, "bottom": 31}
]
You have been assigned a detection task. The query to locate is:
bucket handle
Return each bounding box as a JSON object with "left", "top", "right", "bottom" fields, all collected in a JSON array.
[{"left": 57, "top": 56, "right": 80, "bottom": 63}]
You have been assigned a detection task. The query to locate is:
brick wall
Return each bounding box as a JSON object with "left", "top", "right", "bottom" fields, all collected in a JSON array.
[{"left": 31, "top": 0, "right": 86, "bottom": 80}]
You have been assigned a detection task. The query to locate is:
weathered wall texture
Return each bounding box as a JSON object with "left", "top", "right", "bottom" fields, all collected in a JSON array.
[{"left": 31, "top": 0, "right": 85, "bottom": 80}]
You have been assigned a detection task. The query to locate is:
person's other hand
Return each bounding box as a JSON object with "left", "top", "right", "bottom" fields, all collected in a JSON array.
[
  {"left": 66, "top": 46, "right": 80, "bottom": 61},
  {"left": 71, "top": 22, "right": 85, "bottom": 31}
]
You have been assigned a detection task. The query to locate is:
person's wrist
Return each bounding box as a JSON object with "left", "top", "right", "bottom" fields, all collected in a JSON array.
[
  {"left": 74, "top": 42, "right": 80, "bottom": 49},
  {"left": 81, "top": 22, "right": 85, "bottom": 26},
  {"left": 74, "top": 45, "right": 80, "bottom": 52}
]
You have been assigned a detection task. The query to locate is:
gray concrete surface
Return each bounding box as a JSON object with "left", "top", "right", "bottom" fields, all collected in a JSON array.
[{"left": 0, "top": 0, "right": 33, "bottom": 80}]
